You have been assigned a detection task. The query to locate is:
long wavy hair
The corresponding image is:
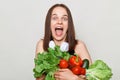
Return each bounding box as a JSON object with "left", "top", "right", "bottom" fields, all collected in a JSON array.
[{"left": 43, "top": 4, "right": 77, "bottom": 52}]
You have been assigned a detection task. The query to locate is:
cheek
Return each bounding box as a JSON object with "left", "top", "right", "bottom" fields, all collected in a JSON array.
[
  {"left": 51, "top": 20, "right": 56, "bottom": 25},
  {"left": 64, "top": 24, "right": 68, "bottom": 32}
]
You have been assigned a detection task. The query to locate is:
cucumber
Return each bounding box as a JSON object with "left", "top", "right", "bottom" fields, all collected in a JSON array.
[{"left": 82, "top": 59, "right": 89, "bottom": 69}]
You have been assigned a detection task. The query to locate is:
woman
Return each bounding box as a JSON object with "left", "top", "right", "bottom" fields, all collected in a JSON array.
[{"left": 35, "top": 4, "right": 92, "bottom": 80}]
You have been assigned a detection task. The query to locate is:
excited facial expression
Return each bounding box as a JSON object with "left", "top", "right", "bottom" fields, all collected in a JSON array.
[{"left": 50, "top": 6, "right": 68, "bottom": 42}]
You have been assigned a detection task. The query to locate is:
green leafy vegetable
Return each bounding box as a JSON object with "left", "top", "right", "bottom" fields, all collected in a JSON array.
[
  {"left": 86, "top": 60, "right": 113, "bottom": 80},
  {"left": 33, "top": 46, "right": 70, "bottom": 80}
]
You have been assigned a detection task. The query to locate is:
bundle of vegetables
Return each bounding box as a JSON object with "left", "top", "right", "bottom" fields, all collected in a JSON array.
[
  {"left": 33, "top": 41, "right": 113, "bottom": 80},
  {"left": 33, "top": 41, "right": 70, "bottom": 80}
]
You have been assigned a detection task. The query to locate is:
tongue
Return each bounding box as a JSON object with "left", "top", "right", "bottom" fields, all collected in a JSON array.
[{"left": 55, "top": 30, "right": 63, "bottom": 36}]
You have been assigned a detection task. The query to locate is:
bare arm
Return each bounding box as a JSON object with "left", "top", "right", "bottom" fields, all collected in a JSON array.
[
  {"left": 35, "top": 39, "right": 44, "bottom": 57},
  {"left": 35, "top": 39, "right": 45, "bottom": 80},
  {"left": 75, "top": 40, "right": 92, "bottom": 65}
]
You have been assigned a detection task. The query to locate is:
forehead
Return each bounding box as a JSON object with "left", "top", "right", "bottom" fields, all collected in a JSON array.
[{"left": 51, "top": 6, "right": 68, "bottom": 15}]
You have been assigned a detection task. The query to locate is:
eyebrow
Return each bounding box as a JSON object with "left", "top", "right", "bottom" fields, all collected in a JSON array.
[{"left": 52, "top": 14, "right": 68, "bottom": 17}]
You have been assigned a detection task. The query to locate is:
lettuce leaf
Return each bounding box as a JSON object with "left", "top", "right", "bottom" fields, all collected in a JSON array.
[
  {"left": 33, "top": 46, "right": 70, "bottom": 80},
  {"left": 86, "top": 60, "right": 113, "bottom": 80}
]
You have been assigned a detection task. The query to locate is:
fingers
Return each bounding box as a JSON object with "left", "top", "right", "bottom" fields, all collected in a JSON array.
[
  {"left": 58, "top": 68, "right": 69, "bottom": 72},
  {"left": 54, "top": 69, "right": 71, "bottom": 80},
  {"left": 54, "top": 70, "right": 60, "bottom": 78},
  {"left": 79, "top": 75, "right": 86, "bottom": 79},
  {"left": 54, "top": 69, "right": 64, "bottom": 80},
  {"left": 54, "top": 73, "right": 61, "bottom": 80},
  {"left": 54, "top": 72, "right": 59, "bottom": 76}
]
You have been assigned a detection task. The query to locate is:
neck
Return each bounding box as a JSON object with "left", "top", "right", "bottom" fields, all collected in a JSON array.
[{"left": 53, "top": 39, "right": 65, "bottom": 46}]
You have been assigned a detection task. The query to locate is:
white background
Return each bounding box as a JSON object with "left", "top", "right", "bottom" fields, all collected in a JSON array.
[{"left": 0, "top": 0, "right": 120, "bottom": 80}]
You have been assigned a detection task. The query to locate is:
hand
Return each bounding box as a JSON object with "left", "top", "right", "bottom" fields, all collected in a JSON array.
[
  {"left": 36, "top": 74, "right": 45, "bottom": 80},
  {"left": 55, "top": 69, "right": 78, "bottom": 80},
  {"left": 78, "top": 75, "right": 86, "bottom": 80}
]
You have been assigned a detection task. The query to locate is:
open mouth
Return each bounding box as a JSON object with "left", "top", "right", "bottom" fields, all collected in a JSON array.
[
  {"left": 55, "top": 27, "right": 63, "bottom": 31},
  {"left": 55, "top": 27, "right": 63, "bottom": 36}
]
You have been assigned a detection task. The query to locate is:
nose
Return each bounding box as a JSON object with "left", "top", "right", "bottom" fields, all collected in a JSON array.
[{"left": 57, "top": 18, "right": 62, "bottom": 24}]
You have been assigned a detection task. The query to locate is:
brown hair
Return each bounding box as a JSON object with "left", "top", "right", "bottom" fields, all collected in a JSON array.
[{"left": 43, "top": 4, "right": 77, "bottom": 52}]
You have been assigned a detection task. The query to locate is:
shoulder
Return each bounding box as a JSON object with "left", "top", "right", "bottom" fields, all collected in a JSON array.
[
  {"left": 35, "top": 39, "right": 44, "bottom": 56},
  {"left": 75, "top": 40, "right": 87, "bottom": 53},
  {"left": 75, "top": 40, "right": 87, "bottom": 50},
  {"left": 75, "top": 40, "right": 92, "bottom": 64},
  {"left": 36, "top": 39, "right": 43, "bottom": 47}
]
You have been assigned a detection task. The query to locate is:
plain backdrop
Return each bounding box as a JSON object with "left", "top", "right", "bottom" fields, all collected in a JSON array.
[{"left": 0, "top": 0, "right": 120, "bottom": 80}]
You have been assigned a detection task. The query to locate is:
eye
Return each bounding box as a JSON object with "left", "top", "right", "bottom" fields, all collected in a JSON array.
[
  {"left": 51, "top": 16, "right": 58, "bottom": 20},
  {"left": 62, "top": 17, "right": 68, "bottom": 21}
]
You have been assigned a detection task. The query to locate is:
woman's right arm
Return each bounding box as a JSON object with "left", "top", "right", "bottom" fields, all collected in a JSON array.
[
  {"left": 35, "top": 39, "right": 44, "bottom": 57},
  {"left": 35, "top": 39, "right": 45, "bottom": 80}
]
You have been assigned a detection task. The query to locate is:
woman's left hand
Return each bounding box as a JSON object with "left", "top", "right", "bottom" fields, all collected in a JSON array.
[{"left": 54, "top": 68, "right": 78, "bottom": 80}]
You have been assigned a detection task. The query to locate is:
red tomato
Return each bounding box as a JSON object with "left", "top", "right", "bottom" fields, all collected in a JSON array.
[
  {"left": 80, "top": 68, "right": 86, "bottom": 75},
  {"left": 71, "top": 66, "right": 82, "bottom": 75},
  {"left": 69, "top": 55, "right": 83, "bottom": 67},
  {"left": 59, "top": 59, "right": 68, "bottom": 68}
]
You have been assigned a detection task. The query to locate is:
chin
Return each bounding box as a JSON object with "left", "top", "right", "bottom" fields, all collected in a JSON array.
[{"left": 54, "top": 36, "right": 65, "bottom": 41}]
